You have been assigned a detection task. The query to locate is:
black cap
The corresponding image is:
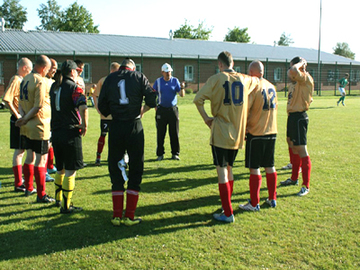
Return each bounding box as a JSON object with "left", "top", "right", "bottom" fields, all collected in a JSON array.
[{"left": 61, "top": 60, "right": 77, "bottom": 75}]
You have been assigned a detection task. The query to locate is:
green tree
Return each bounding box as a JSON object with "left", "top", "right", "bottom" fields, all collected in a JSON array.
[
  {"left": 59, "top": 2, "right": 99, "bottom": 33},
  {"left": 36, "top": 1, "right": 99, "bottom": 33},
  {"left": 333, "top": 42, "right": 355, "bottom": 60},
  {"left": 0, "top": 0, "right": 27, "bottom": 29},
  {"left": 277, "top": 32, "right": 294, "bottom": 46},
  {"left": 173, "top": 20, "right": 212, "bottom": 40},
  {"left": 37, "top": 0, "right": 62, "bottom": 31},
  {"left": 224, "top": 27, "right": 251, "bottom": 43}
]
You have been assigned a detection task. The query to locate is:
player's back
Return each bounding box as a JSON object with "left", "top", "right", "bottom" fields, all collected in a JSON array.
[
  {"left": 20, "top": 72, "right": 51, "bottom": 140},
  {"left": 99, "top": 69, "right": 156, "bottom": 121},
  {"left": 247, "top": 78, "right": 277, "bottom": 136},
  {"left": 194, "top": 70, "right": 259, "bottom": 149}
]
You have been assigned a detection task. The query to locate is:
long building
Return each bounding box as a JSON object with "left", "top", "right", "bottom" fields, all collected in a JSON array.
[{"left": 1, "top": 28, "right": 359, "bottom": 96}]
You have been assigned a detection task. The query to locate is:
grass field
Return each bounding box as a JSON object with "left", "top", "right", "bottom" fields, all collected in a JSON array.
[{"left": 0, "top": 94, "right": 359, "bottom": 269}]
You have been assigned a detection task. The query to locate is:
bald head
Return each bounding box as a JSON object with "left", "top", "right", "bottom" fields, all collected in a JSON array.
[
  {"left": 248, "top": 61, "right": 264, "bottom": 79},
  {"left": 34, "top": 55, "right": 51, "bottom": 77},
  {"left": 47, "top": 58, "right": 58, "bottom": 79},
  {"left": 120, "top": 58, "right": 136, "bottom": 71},
  {"left": 17, "top": 57, "right": 33, "bottom": 77}
]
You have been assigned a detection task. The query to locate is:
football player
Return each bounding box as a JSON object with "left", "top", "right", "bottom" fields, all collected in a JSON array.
[
  {"left": 280, "top": 56, "right": 314, "bottom": 196},
  {"left": 193, "top": 51, "right": 260, "bottom": 223},
  {"left": 239, "top": 61, "right": 278, "bottom": 211}
]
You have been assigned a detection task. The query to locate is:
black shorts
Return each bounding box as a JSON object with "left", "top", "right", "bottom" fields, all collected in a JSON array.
[
  {"left": 52, "top": 132, "right": 83, "bottom": 171},
  {"left": 10, "top": 115, "right": 21, "bottom": 149},
  {"left": 100, "top": 119, "right": 111, "bottom": 134},
  {"left": 287, "top": 111, "right": 309, "bottom": 146},
  {"left": 245, "top": 133, "right": 276, "bottom": 169},
  {"left": 20, "top": 135, "right": 49, "bottom": 155},
  {"left": 211, "top": 145, "right": 238, "bottom": 167}
]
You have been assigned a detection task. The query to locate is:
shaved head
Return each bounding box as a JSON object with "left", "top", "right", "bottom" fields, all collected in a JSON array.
[{"left": 248, "top": 60, "right": 264, "bottom": 79}]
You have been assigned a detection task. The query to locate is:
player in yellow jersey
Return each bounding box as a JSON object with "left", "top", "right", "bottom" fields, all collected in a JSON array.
[
  {"left": 93, "top": 62, "right": 120, "bottom": 166},
  {"left": 239, "top": 61, "right": 278, "bottom": 211},
  {"left": 16, "top": 55, "right": 55, "bottom": 203},
  {"left": 194, "top": 51, "right": 260, "bottom": 223},
  {"left": 280, "top": 56, "right": 314, "bottom": 196},
  {"left": 3, "top": 58, "right": 33, "bottom": 192}
]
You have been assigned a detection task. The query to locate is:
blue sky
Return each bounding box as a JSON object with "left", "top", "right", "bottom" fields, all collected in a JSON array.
[{"left": 13, "top": 0, "right": 360, "bottom": 60}]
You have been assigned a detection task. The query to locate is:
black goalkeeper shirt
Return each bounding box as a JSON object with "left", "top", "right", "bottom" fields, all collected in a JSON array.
[
  {"left": 50, "top": 76, "right": 87, "bottom": 133},
  {"left": 98, "top": 67, "right": 156, "bottom": 121}
]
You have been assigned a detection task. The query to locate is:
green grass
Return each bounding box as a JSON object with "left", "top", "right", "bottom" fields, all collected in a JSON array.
[{"left": 0, "top": 94, "right": 359, "bottom": 269}]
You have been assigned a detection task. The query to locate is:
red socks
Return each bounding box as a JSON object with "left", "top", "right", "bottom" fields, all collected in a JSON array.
[
  {"left": 97, "top": 135, "right": 106, "bottom": 158},
  {"left": 47, "top": 147, "right": 54, "bottom": 170},
  {"left": 249, "top": 174, "right": 262, "bottom": 206},
  {"left": 301, "top": 156, "right": 311, "bottom": 188},
  {"left": 218, "top": 182, "right": 233, "bottom": 216},
  {"left": 289, "top": 147, "right": 294, "bottom": 165},
  {"left": 291, "top": 153, "right": 302, "bottom": 181},
  {"left": 23, "top": 163, "right": 34, "bottom": 191},
  {"left": 34, "top": 166, "right": 47, "bottom": 199},
  {"left": 12, "top": 165, "right": 23, "bottom": 187},
  {"left": 266, "top": 172, "right": 277, "bottom": 200},
  {"left": 112, "top": 191, "right": 124, "bottom": 218},
  {"left": 125, "top": 190, "right": 139, "bottom": 220},
  {"left": 229, "top": 180, "right": 234, "bottom": 196}
]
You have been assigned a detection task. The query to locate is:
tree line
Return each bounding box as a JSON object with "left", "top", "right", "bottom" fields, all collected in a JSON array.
[{"left": 0, "top": 0, "right": 355, "bottom": 60}]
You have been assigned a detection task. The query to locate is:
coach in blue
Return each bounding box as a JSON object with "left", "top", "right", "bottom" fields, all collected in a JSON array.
[
  {"left": 98, "top": 58, "right": 157, "bottom": 227},
  {"left": 153, "top": 63, "right": 185, "bottom": 161}
]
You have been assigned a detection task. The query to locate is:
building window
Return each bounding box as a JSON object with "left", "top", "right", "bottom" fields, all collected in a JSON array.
[
  {"left": 0, "top": 62, "right": 3, "bottom": 84},
  {"left": 184, "top": 65, "right": 194, "bottom": 81},
  {"left": 356, "top": 70, "right": 360, "bottom": 82},
  {"left": 274, "top": 67, "right": 282, "bottom": 82},
  {"left": 81, "top": 63, "right": 91, "bottom": 83},
  {"left": 136, "top": 64, "right": 142, "bottom": 72},
  {"left": 234, "top": 66, "right": 241, "bottom": 73}
]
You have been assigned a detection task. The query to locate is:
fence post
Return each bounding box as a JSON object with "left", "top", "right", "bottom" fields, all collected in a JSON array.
[
  {"left": 319, "top": 61, "right": 322, "bottom": 96},
  {"left": 349, "top": 62, "right": 352, "bottom": 95},
  {"left": 245, "top": 57, "right": 248, "bottom": 74},
  {"left": 73, "top": 51, "right": 75, "bottom": 60},
  {"left": 170, "top": 54, "right": 173, "bottom": 71},
  {"left": 285, "top": 59, "right": 288, "bottom": 97},
  {"left": 265, "top": 58, "right": 268, "bottom": 79},
  {"left": 334, "top": 62, "right": 337, "bottom": 96},
  {"left": 197, "top": 55, "right": 200, "bottom": 92},
  {"left": 108, "top": 51, "right": 111, "bottom": 70},
  {"left": 141, "top": 53, "right": 143, "bottom": 73}
]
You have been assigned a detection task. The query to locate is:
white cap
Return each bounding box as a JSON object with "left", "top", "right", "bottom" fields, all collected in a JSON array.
[{"left": 161, "top": 63, "right": 173, "bottom": 72}]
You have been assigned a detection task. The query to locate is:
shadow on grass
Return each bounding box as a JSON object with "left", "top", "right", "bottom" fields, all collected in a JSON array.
[
  {"left": 92, "top": 163, "right": 250, "bottom": 195},
  {"left": 0, "top": 162, "right": 298, "bottom": 261},
  {"left": 0, "top": 193, "right": 234, "bottom": 261}
]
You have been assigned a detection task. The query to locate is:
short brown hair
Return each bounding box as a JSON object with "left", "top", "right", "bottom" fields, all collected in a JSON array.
[{"left": 218, "top": 51, "right": 233, "bottom": 67}]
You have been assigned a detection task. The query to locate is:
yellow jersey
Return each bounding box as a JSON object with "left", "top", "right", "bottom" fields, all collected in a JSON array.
[
  {"left": 94, "top": 76, "right": 112, "bottom": 120},
  {"left": 287, "top": 70, "right": 314, "bottom": 113},
  {"left": 3, "top": 75, "right": 22, "bottom": 116},
  {"left": 247, "top": 78, "right": 278, "bottom": 136},
  {"left": 19, "top": 72, "right": 51, "bottom": 140},
  {"left": 194, "top": 70, "right": 259, "bottom": 150}
]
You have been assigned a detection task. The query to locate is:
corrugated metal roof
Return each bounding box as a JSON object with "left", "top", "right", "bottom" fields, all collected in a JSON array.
[{"left": 0, "top": 28, "right": 358, "bottom": 65}]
